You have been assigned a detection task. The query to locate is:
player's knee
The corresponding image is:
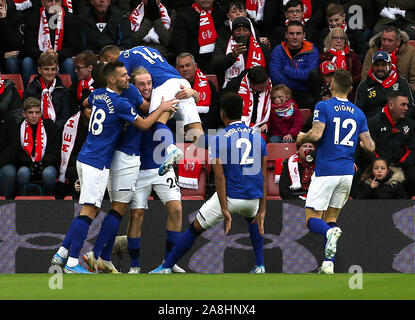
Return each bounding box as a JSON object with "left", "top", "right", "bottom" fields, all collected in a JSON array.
[
  {"left": 130, "top": 210, "right": 144, "bottom": 222},
  {"left": 190, "top": 218, "right": 204, "bottom": 236}
]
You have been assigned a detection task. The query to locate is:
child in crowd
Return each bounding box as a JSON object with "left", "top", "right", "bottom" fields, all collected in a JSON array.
[
  {"left": 355, "top": 158, "right": 408, "bottom": 199},
  {"left": 266, "top": 84, "right": 303, "bottom": 143}
]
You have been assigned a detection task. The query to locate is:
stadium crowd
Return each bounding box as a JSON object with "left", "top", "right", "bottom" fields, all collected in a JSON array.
[{"left": 1, "top": 0, "right": 415, "bottom": 200}]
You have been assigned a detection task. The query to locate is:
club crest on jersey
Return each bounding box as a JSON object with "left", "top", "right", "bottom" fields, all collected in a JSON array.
[
  {"left": 393, "top": 83, "right": 399, "bottom": 91},
  {"left": 313, "top": 109, "right": 319, "bottom": 119},
  {"left": 403, "top": 125, "right": 410, "bottom": 134}
]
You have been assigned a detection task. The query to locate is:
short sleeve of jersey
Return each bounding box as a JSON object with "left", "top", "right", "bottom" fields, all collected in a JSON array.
[
  {"left": 313, "top": 101, "right": 327, "bottom": 124},
  {"left": 117, "top": 98, "right": 139, "bottom": 123}
]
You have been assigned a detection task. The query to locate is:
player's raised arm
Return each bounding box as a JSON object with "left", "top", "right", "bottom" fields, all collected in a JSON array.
[
  {"left": 132, "top": 97, "right": 178, "bottom": 131},
  {"left": 359, "top": 130, "right": 376, "bottom": 152},
  {"left": 212, "top": 158, "right": 232, "bottom": 235},
  {"left": 297, "top": 120, "right": 326, "bottom": 145}
]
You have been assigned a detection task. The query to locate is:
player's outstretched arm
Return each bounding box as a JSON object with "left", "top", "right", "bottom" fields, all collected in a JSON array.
[
  {"left": 359, "top": 130, "right": 376, "bottom": 152},
  {"left": 132, "top": 97, "right": 178, "bottom": 131},
  {"left": 212, "top": 159, "right": 232, "bottom": 235},
  {"left": 255, "top": 155, "right": 267, "bottom": 236},
  {"left": 296, "top": 121, "right": 325, "bottom": 145}
]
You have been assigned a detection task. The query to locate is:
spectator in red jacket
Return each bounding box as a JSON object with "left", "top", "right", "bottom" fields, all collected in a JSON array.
[{"left": 266, "top": 84, "right": 303, "bottom": 143}]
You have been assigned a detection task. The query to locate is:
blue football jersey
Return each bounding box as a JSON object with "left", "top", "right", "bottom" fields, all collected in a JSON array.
[
  {"left": 118, "top": 46, "right": 182, "bottom": 88},
  {"left": 210, "top": 121, "right": 267, "bottom": 199},
  {"left": 313, "top": 97, "right": 368, "bottom": 176},
  {"left": 116, "top": 84, "right": 144, "bottom": 156},
  {"left": 77, "top": 88, "right": 138, "bottom": 169}
]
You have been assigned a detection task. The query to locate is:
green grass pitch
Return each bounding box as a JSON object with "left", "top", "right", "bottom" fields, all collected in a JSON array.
[{"left": 0, "top": 273, "right": 414, "bottom": 300}]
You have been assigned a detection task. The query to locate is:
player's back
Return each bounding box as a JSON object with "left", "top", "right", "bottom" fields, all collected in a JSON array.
[
  {"left": 212, "top": 121, "right": 266, "bottom": 200},
  {"left": 118, "top": 46, "right": 182, "bottom": 88},
  {"left": 313, "top": 97, "right": 368, "bottom": 176},
  {"left": 77, "top": 88, "right": 138, "bottom": 169}
]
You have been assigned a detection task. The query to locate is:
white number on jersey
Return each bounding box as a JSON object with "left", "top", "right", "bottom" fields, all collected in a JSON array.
[
  {"left": 89, "top": 106, "right": 106, "bottom": 135},
  {"left": 236, "top": 138, "right": 254, "bottom": 165},
  {"left": 333, "top": 117, "right": 357, "bottom": 146},
  {"left": 132, "top": 47, "right": 165, "bottom": 64}
]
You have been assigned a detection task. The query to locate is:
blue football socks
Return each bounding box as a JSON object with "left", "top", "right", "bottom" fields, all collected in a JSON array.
[
  {"left": 307, "top": 217, "right": 331, "bottom": 236},
  {"left": 128, "top": 237, "right": 141, "bottom": 268},
  {"left": 68, "top": 215, "right": 92, "bottom": 259},
  {"left": 247, "top": 219, "right": 264, "bottom": 266},
  {"left": 163, "top": 223, "right": 201, "bottom": 269},
  {"left": 61, "top": 214, "right": 79, "bottom": 250},
  {"left": 93, "top": 209, "right": 122, "bottom": 260},
  {"left": 165, "top": 230, "right": 181, "bottom": 261}
]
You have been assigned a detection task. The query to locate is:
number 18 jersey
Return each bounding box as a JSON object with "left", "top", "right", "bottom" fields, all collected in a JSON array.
[{"left": 313, "top": 97, "right": 368, "bottom": 176}]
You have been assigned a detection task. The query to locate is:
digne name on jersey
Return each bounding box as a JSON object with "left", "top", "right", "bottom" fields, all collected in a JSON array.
[{"left": 333, "top": 105, "right": 355, "bottom": 114}]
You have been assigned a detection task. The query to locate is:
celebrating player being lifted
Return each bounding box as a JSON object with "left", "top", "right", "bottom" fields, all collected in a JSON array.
[
  {"left": 150, "top": 92, "right": 267, "bottom": 274},
  {"left": 99, "top": 45, "right": 205, "bottom": 176},
  {"left": 297, "top": 69, "right": 375, "bottom": 274},
  {"left": 51, "top": 61, "right": 177, "bottom": 273}
]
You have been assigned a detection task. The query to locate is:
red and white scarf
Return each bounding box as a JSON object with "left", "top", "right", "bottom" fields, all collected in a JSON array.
[
  {"left": 59, "top": 111, "right": 80, "bottom": 182},
  {"left": 20, "top": 119, "right": 47, "bottom": 162},
  {"left": 368, "top": 66, "right": 398, "bottom": 88},
  {"left": 77, "top": 76, "right": 94, "bottom": 101},
  {"left": 63, "top": 0, "right": 72, "bottom": 13},
  {"left": 246, "top": 0, "right": 264, "bottom": 22},
  {"left": 223, "top": 34, "right": 266, "bottom": 87},
  {"left": 381, "top": 45, "right": 399, "bottom": 71},
  {"left": 274, "top": 158, "right": 284, "bottom": 183},
  {"left": 40, "top": 78, "right": 57, "bottom": 122},
  {"left": 178, "top": 158, "right": 202, "bottom": 189},
  {"left": 301, "top": 0, "right": 312, "bottom": 21},
  {"left": 286, "top": 152, "right": 315, "bottom": 191},
  {"left": 38, "top": 6, "right": 65, "bottom": 52},
  {"left": 328, "top": 45, "right": 349, "bottom": 70},
  {"left": 238, "top": 73, "right": 271, "bottom": 130},
  {"left": 129, "top": 2, "right": 171, "bottom": 43},
  {"left": 193, "top": 68, "right": 211, "bottom": 113},
  {"left": 14, "top": 0, "right": 32, "bottom": 11},
  {"left": 192, "top": 2, "right": 217, "bottom": 54},
  {"left": 0, "top": 77, "right": 5, "bottom": 95}
]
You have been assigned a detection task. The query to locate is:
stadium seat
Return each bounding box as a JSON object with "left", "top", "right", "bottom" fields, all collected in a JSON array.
[
  {"left": 28, "top": 74, "right": 72, "bottom": 88},
  {"left": 206, "top": 74, "right": 219, "bottom": 91},
  {"left": 14, "top": 196, "right": 56, "bottom": 200},
  {"left": 299, "top": 108, "right": 311, "bottom": 123},
  {"left": 63, "top": 196, "right": 73, "bottom": 200},
  {"left": 266, "top": 143, "right": 298, "bottom": 200},
  {"left": 2, "top": 74, "right": 24, "bottom": 98},
  {"left": 0, "top": 196, "right": 5, "bottom": 200},
  {"left": 408, "top": 40, "right": 415, "bottom": 48}
]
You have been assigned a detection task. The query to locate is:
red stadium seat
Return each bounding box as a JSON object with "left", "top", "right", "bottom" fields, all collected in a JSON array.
[
  {"left": 266, "top": 143, "right": 297, "bottom": 200},
  {"left": 206, "top": 74, "right": 219, "bottom": 91},
  {"left": 299, "top": 108, "right": 311, "bottom": 123},
  {"left": 2, "top": 74, "right": 24, "bottom": 98},
  {"left": 408, "top": 40, "right": 415, "bottom": 48},
  {"left": 14, "top": 196, "right": 56, "bottom": 200},
  {"left": 63, "top": 196, "right": 73, "bottom": 200},
  {"left": 180, "top": 168, "right": 208, "bottom": 200},
  {"left": 28, "top": 74, "right": 72, "bottom": 88},
  {"left": 0, "top": 196, "right": 5, "bottom": 200}
]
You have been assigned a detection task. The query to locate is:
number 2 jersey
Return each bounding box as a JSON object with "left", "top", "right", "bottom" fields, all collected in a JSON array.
[
  {"left": 77, "top": 88, "right": 139, "bottom": 170},
  {"left": 210, "top": 121, "right": 267, "bottom": 200},
  {"left": 313, "top": 97, "right": 368, "bottom": 176},
  {"left": 117, "top": 46, "right": 182, "bottom": 88}
]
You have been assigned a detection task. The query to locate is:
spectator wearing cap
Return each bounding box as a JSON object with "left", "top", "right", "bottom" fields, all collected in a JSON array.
[
  {"left": 210, "top": 15, "right": 270, "bottom": 89},
  {"left": 308, "top": 61, "right": 337, "bottom": 109},
  {"left": 319, "top": 27, "right": 362, "bottom": 101},
  {"left": 361, "top": 26, "right": 415, "bottom": 94},
  {"left": 355, "top": 50, "right": 414, "bottom": 119},
  {"left": 269, "top": 20, "right": 319, "bottom": 111}
]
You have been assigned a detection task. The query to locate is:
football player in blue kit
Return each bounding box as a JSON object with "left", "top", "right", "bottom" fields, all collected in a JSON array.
[
  {"left": 51, "top": 61, "right": 178, "bottom": 273},
  {"left": 149, "top": 92, "right": 268, "bottom": 274},
  {"left": 99, "top": 45, "right": 205, "bottom": 176},
  {"left": 296, "top": 69, "right": 375, "bottom": 274}
]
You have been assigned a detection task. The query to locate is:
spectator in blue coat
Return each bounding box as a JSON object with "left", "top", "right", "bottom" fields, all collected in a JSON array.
[{"left": 269, "top": 20, "right": 319, "bottom": 110}]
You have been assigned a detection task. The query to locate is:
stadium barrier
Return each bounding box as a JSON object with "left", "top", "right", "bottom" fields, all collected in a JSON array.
[{"left": 0, "top": 199, "right": 413, "bottom": 273}]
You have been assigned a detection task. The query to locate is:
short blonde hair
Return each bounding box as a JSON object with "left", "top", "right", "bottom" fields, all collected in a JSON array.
[{"left": 271, "top": 84, "right": 292, "bottom": 98}]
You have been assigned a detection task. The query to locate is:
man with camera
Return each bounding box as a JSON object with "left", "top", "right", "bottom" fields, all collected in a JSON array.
[
  {"left": 210, "top": 16, "right": 269, "bottom": 89},
  {"left": 16, "top": 97, "right": 60, "bottom": 196}
]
